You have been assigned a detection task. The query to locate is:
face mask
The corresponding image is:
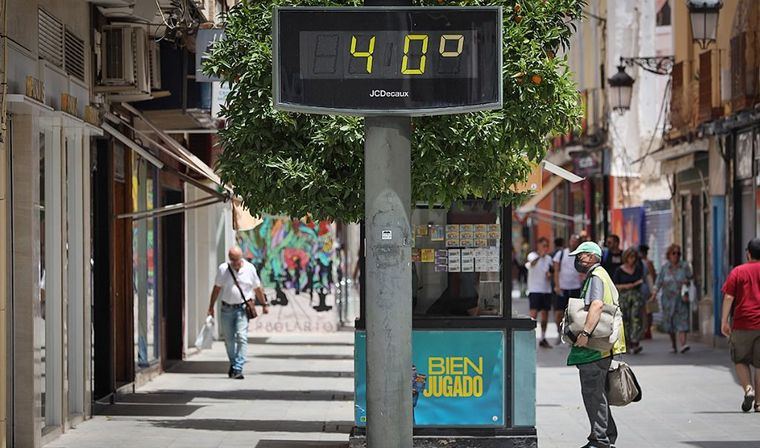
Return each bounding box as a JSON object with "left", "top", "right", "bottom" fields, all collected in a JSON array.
[{"left": 574, "top": 256, "right": 588, "bottom": 274}]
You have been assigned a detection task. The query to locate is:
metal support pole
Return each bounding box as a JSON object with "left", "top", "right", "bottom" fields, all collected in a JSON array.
[
  {"left": 364, "top": 116, "right": 413, "bottom": 447},
  {"left": 361, "top": 3, "right": 412, "bottom": 447}
]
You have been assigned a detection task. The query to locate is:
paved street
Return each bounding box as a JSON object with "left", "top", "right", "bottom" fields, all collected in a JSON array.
[
  {"left": 47, "top": 309, "right": 759, "bottom": 448},
  {"left": 512, "top": 295, "right": 759, "bottom": 448},
  {"left": 47, "top": 332, "right": 355, "bottom": 448}
]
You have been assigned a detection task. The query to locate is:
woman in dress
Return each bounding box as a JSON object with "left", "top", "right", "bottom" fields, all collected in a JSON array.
[
  {"left": 650, "top": 244, "right": 693, "bottom": 353},
  {"left": 613, "top": 248, "right": 646, "bottom": 354}
]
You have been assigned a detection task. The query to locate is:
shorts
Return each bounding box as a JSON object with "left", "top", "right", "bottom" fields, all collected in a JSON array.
[
  {"left": 730, "top": 330, "right": 760, "bottom": 368},
  {"left": 529, "top": 293, "right": 552, "bottom": 312},
  {"left": 553, "top": 288, "right": 581, "bottom": 311}
]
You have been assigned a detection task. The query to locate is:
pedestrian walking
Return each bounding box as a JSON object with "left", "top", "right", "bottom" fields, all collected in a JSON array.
[
  {"left": 553, "top": 234, "right": 583, "bottom": 345},
  {"left": 567, "top": 241, "right": 627, "bottom": 448},
  {"left": 720, "top": 238, "right": 760, "bottom": 413},
  {"left": 639, "top": 244, "right": 657, "bottom": 340},
  {"left": 613, "top": 248, "right": 646, "bottom": 354},
  {"left": 601, "top": 234, "right": 623, "bottom": 275},
  {"left": 650, "top": 244, "right": 693, "bottom": 354},
  {"left": 526, "top": 237, "right": 554, "bottom": 348},
  {"left": 207, "top": 246, "right": 269, "bottom": 379}
]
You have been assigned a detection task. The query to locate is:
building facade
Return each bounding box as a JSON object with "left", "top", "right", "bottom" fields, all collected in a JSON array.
[
  {"left": 518, "top": 0, "right": 673, "bottom": 255},
  {"left": 663, "top": 0, "right": 760, "bottom": 342},
  {"left": 2, "top": 1, "right": 236, "bottom": 446}
]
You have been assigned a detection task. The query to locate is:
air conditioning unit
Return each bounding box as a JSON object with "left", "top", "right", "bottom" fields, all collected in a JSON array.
[{"left": 98, "top": 24, "right": 157, "bottom": 95}]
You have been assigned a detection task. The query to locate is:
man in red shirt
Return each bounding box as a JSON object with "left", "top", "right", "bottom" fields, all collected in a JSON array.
[{"left": 721, "top": 238, "right": 760, "bottom": 413}]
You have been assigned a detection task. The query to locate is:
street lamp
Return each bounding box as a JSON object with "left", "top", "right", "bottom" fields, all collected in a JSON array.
[
  {"left": 608, "top": 65, "right": 635, "bottom": 113},
  {"left": 607, "top": 56, "right": 675, "bottom": 113},
  {"left": 686, "top": 0, "right": 722, "bottom": 50}
]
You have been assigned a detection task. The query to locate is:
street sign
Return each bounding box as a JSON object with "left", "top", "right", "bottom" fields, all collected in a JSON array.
[{"left": 272, "top": 7, "right": 503, "bottom": 116}]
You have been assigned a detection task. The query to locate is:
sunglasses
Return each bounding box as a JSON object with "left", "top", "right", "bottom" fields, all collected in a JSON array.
[{"left": 670, "top": 252, "right": 681, "bottom": 256}]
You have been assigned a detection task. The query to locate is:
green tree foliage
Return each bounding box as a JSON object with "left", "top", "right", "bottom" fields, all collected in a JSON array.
[{"left": 204, "top": 0, "right": 584, "bottom": 221}]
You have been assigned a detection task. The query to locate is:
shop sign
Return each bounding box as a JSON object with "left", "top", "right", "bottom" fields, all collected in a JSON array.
[
  {"left": 511, "top": 161, "right": 541, "bottom": 194},
  {"left": 355, "top": 330, "right": 504, "bottom": 427},
  {"left": 572, "top": 150, "right": 601, "bottom": 177},
  {"left": 25, "top": 76, "right": 45, "bottom": 103},
  {"left": 61, "top": 93, "right": 78, "bottom": 118},
  {"left": 84, "top": 106, "right": 100, "bottom": 127}
]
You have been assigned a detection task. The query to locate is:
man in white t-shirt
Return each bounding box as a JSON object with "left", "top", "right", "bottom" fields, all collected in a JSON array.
[
  {"left": 207, "top": 246, "right": 269, "bottom": 379},
  {"left": 526, "top": 237, "right": 554, "bottom": 348},
  {"left": 553, "top": 234, "right": 583, "bottom": 344}
]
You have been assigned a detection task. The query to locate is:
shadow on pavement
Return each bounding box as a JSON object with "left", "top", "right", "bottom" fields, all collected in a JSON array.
[
  {"left": 255, "top": 354, "right": 354, "bottom": 360},
  {"left": 536, "top": 333, "right": 733, "bottom": 369},
  {"left": 249, "top": 337, "right": 353, "bottom": 346},
  {"left": 166, "top": 360, "right": 231, "bottom": 374},
  {"left": 258, "top": 370, "right": 354, "bottom": 378},
  {"left": 256, "top": 441, "right": 348, "bottom": 448},
  {"left": 93, "top": 402, "right": 204, "bottom": 417},
  {"left": 145, "top": 389, "right": 353, "bottom": 402},
  {"left": 683, "top": 442, "right": 760, "bottom": 448},
  {"left": 147, "top": 419, "right": 354, "bottom": 433}
]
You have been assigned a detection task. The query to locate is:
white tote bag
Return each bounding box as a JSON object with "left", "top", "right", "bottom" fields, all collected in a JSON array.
[{"left": 194, "top": 315, "right": 215, "bottom": 350}]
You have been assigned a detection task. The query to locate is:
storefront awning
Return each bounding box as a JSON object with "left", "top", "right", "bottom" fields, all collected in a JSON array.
[
  {"left": 516, "top": 175, "right": 564, "bottom": 215},
  {"left": 102, "top": 122, "right": 229, "bottom": 221},
  {"left": 122, "top": 103, "right": 222, "bottom": 186},
  {"left": 651, "top": 140, "right": 708, "bottom": 162}
]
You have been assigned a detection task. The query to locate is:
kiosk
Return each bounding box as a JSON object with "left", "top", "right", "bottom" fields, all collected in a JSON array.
[
  {"left": 351, "top": 201, "right": 537, "bottom": 447},
  {"left": 272, "top": 6, "right": 536, "bottom": 446}
]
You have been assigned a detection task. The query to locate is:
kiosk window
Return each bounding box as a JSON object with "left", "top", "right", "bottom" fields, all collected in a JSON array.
[{"left": 412, "top": 201, "right": 503, "bottom": 317}]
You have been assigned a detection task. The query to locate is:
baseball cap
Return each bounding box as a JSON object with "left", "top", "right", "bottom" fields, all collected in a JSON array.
[{"left": 569, "top": 241, "right": 602, "bottom": 258}]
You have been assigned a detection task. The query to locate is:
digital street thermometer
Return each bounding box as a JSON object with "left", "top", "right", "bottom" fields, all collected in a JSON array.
[{"left": 273, "top": 7, "right": 503, "bottom": 116}]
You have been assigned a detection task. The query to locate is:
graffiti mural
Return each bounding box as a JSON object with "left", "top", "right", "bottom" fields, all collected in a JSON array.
[
  {"left": 237, "top": 217, "right": 340, "bottom": 333},
  {"left": 611, "top": 206, "right": 646, "bottom": 250}
]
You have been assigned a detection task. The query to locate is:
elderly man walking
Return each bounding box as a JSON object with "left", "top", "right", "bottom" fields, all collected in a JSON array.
[
  {"left": 567, "top": 241, "right": 626, "bottom": 448},
  {"left": 721, "top": 238, "right": 760, "bottom": 413},
  {"left": 208, "top": 247, "right": 269, "bottom": 379}
]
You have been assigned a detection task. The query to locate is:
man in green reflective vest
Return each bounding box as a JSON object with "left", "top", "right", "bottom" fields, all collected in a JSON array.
[{"left": 567, "top": 241, "right": 626, "bottom": 448}]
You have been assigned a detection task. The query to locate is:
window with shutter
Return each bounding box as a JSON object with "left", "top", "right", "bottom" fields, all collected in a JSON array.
[
  {"left": 670, "top": 61, "right": 686, "bottom": 131},
  {"left": 65, "top": 29, "right": 86, "bottom": 81},
  {"left": 38, "top": 8, "right": 64, "bottom": 69},
  {"left": 697, "top": 50, "right": 716, "bottom": 123},
  {"left": 731, "top": 32, "right": 750, "bottom": 110}
]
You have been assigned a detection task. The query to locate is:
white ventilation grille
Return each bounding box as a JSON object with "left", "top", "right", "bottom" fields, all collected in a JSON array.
[
  {"left": 38, "top": 9, "right": 64, "bottom": 68},
  {"left": 65, "top": 29, "right": 86, "bottom": 81}
]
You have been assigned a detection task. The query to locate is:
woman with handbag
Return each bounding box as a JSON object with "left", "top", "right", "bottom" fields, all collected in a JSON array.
[
  {"left": 650, "top": 244, "right": 693, "bottom": 354},
  {"left": 613, "top": 248, "right": 646, "bottom": 354}
]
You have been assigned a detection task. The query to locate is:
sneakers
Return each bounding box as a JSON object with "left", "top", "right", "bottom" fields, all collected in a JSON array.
[
  {"left": 680, "top": 345, "right": 691, "bottom": 354},
  {"left": 232, "top": 370, "right": 245, "bottom": 380},
  {"left": 742, "top": 386, "right": 755, "bottom": 413},
  {"left": 228, "top": 366, "right": 234, "bottom": 378},
  {"left": 539, "top": 339, "right": 553, "bottom": 349}
]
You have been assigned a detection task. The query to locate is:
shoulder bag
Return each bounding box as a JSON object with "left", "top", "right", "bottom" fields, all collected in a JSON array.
[
  {"left": 606, "top": 360, "right": 642, "bottom": 406},
  {"left": 228, "top": 265, "right": 258, "bottom": 320}
]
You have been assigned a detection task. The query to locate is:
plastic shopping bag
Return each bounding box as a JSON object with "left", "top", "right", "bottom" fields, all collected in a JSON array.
[{"left": 194, "top": 316, "right": 215, "bottom": 350}]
